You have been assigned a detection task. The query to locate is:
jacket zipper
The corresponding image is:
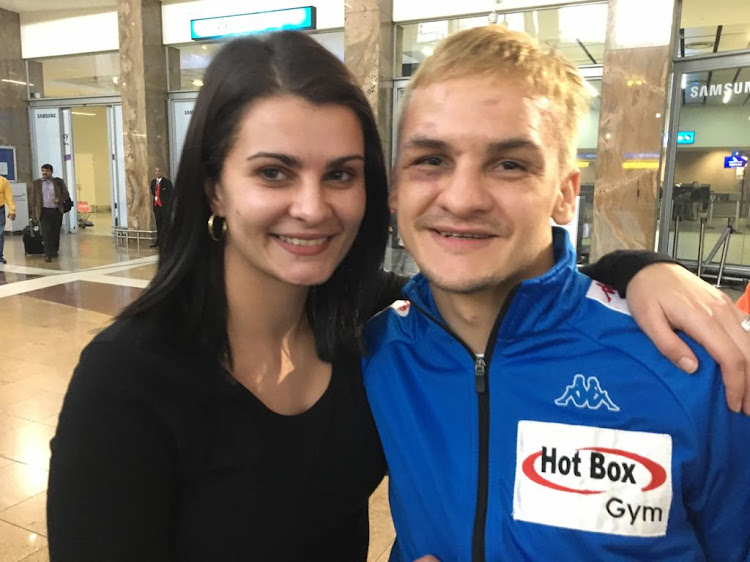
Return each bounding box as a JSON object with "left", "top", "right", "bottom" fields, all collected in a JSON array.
[
  {"left": 409, "top": 287, "right": 518, "bottom": 562},
  {"left": 471, "top": 354, "right": 490, "bottom": 562}
]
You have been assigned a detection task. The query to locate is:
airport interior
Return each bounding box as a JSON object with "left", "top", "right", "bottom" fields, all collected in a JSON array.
[{"left": 0, "top": 0, "right": 748, "bottom": 560}]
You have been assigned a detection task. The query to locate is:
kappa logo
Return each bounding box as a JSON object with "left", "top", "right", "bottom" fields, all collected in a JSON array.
[
  {"left": 555, "top": 374, "right": 620, "bottom": 412},
  {"left": 597, "top": 282, "right": 617, "bottom": 303},
  {"left": 390, "top": 299, "right": 411, "bottom": 318}
]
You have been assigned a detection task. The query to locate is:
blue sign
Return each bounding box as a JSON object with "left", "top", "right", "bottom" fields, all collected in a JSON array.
[
  {"left": 191, "top": 7, "right": 316, "bottom": 40},
  {"left": 676, "top": 131, "right": 695, "bottom": 145},
  {"left": 0, "top": 146, "right": 16, "bottom": 181},
  {"left": 724, "top": 154, "right": 748, "bottom": 169}
]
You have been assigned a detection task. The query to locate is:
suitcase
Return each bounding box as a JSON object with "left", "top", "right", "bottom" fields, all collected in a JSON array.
[{"left": 23, "top": 223, "right": 45, "bottom": 256}]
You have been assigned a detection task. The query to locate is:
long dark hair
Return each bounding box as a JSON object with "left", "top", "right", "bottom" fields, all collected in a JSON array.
[{"left": 120, "top": 31, "right": 390, "bottom": 363}]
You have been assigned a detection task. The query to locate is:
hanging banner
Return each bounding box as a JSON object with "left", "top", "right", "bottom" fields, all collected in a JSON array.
[
  {"left": 171, "top": 100, "right": 196, "bottom": 175},
  {"left": 32, "top": 108, "right": 64, "bottom": 176}
]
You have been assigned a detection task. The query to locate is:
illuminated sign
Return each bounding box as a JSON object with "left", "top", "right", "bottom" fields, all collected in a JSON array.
[
  {"left": 191, "top": 7, "right": 316, "bottom": 41},
  {"left": 724, "top": 153, "right": 748, "bottom": 169},
  {"left": 688, "top": 81, "right": 750, "bottom": 98},
  {"left": 676, "top": 131, "right": 694, "bottom": 145}
]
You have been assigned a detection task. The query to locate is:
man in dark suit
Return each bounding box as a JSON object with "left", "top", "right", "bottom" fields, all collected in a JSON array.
[
  {"left": 150, "top": 166, "right": 173, "bottom": 247},
  {"left": 30, "top": 164, "right": 69, "bottom": 263}
]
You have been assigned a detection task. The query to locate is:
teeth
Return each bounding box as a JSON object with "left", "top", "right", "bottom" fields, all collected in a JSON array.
[
  {"left": 440, "top": 232, "right": 488, "bottom": 239},
  {"left": 278, "top": 235, "right": 328, "bottom": 246}
]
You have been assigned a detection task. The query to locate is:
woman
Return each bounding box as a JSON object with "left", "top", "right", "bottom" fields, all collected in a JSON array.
[{"left": 47, "top": 31, "right": 748, "bottom": 560}]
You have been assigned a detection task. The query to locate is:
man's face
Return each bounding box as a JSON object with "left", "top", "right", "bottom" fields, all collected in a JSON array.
[
  {"left": 41, "top": 167, "right": 52, "bottom": 180},
  {"left": 155, "top": 167, "right": 162, "bottom": 179},
  {"left": 392, "top": 75, "right": 579, "bottom": 297}
]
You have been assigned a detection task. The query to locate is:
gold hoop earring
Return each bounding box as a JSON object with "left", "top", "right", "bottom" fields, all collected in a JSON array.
[{"left": 207, "top": 214, "right": 227, "bottom": 242}]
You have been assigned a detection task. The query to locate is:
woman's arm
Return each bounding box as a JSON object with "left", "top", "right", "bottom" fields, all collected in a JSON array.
[
  {"left": 48, "top": 341, "right": 178, "bottom": 561},
  {"left": 585, "top": 250, "right": 750, "bottom": 414}
]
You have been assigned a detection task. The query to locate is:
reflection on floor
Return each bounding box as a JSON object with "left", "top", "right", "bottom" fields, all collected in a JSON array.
[
  {"left": 0, "top": 229, "right": 395, "bottom": 561},
  {"left": 74, "top": 211, "right": 116, "bottom": 238}
]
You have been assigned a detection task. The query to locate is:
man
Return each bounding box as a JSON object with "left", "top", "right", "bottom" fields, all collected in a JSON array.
[
  {"left": 30, "top": 164, "right": 69, "bottom": 263},
  {"left": 0, "top": 174, "right": 16, "bottom": 264},
  {"left": 362, "top": 26, "right": 750, "bottom": 560},
  {"left": 150, "top": 166, "right": 173, "bottom": 247}
]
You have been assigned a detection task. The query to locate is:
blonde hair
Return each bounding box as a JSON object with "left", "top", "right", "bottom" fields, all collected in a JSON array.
[{"left": 399, "top": 25, "right": 590, "bottom": 170}]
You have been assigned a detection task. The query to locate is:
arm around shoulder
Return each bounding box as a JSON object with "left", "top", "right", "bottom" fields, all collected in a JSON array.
[{"left": 48, "top": 340, "right": 179, "bottom": 561}]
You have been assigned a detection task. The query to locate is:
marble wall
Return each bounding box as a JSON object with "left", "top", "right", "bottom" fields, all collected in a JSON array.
[
  {"left": 344, "top": 0, "right": 394, "bottom": 168},
  {"left": 590, "top": 0, "right": 676, "bottom": 260},
  {"left": 117, "top": 0, "right": 169, "bottom": 232},
  {"left": 0, "top": 8, "right": 32, "bottom": 187}
]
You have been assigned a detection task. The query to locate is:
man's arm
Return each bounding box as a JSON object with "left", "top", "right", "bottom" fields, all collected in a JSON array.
[
  {"left": 28, "top": 181, "right": 38, "bottom": 220},
  {"left": 2, "top": 178, "right": 15, "bottom": 219},
  {"left": 58, "top": 177, "right": 70, "bottom": 199},
  {"left": 584, "top": 250, "right": 750, "bottom": 414}
]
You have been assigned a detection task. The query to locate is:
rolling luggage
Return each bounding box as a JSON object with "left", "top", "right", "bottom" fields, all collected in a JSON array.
[{"left": 23, "top": 220, "right": 44, "bottom": 255}]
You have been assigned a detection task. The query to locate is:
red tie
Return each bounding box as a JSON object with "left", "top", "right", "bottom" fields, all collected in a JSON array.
[{"left": 155, "top": 182, "right": 162, "bottom": 207}]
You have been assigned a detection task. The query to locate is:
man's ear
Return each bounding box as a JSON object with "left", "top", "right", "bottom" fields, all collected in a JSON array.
[{"left": 551, "top": 168, "right": 581, "bottom": 225}]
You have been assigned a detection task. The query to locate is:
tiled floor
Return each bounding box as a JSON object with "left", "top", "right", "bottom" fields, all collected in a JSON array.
[
  {"left": 3, "top": 224, "right": 744, "bottom": 562},
  {"left": 0, "top": 229, "right": 395, "bottom": 561}
]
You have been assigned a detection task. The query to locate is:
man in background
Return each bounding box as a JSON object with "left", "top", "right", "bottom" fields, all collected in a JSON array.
[
  {"left": 30, "top": 164, "right": 69, "bottom": 263},
  {"left": 150, "top": 166, "right": 173, "bottom": 248},
  {"left": 0, "top": 174, "right": 16, "bottom": 264}
]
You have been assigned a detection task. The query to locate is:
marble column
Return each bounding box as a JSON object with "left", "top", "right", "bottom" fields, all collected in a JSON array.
[
  {"left": 27, "top": 61, "right": 44, "bottom": 100},
  {"left": 0, "top": 8, "right": 33, "bottom": 187},
  {"left": 344, "top": 0, "right": 394, "bottom": 167},
  {"left": 167, "top": 47, "right": 181, "bottom": 92},
  {"left": 117, "top": 0, "right": 169, "bottom": 232},
  {"left": 590, "top": 0, "right": 677, "bottom": 260}
]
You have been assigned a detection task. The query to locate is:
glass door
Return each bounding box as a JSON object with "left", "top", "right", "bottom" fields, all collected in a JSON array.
[
  {"left": 660, "top": 52, "right": 750, "bottom": 276},
  {"left": 30, "top": 107, "right": 77, "bottom": 233},
  {"left": 108, "top": 105, "right": 127, "bottom": 228}
]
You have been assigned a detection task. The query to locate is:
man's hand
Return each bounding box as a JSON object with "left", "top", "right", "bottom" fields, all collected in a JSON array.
[
  {"left": 8, "top": 213, "right": 15, "bottom": 220},
  {"left": 626, "top": 263, "right": 750, "bottom": 414}
]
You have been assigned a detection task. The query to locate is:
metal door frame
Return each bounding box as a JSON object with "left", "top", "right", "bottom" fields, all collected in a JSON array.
[{"left": 658, "top": 50, "right": 750, "bottom": 254}]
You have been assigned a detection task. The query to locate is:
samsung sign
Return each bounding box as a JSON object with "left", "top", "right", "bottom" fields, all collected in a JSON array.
[
  {"left": 191, "top": 7, "right": 316, "bottom": 40},
  {"left": 689, "top": 81, "right": 750, "bottom": 98}
]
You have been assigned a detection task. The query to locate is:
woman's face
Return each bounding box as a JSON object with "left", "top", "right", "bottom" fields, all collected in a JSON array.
[{"left": 210, "top": 95, "right": 367, "bottom": 288}]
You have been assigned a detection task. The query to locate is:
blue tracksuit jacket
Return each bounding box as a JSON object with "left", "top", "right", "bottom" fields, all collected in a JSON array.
[{"left": 362, "top": 228, "right": 750, "bottom": 562}]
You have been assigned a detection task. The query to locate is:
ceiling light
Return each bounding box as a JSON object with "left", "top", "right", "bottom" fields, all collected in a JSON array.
[
  {"left": 680, "top": 74, "right": 686, "bottom": 89},
  {"left": 192, "top": 79, "right": 203, "bottom": 87},
  {"left": 421, "top": 46, "right": 434, "bottom": 56},
  {"left": 112, "top": 76, "right": 119, "bottom": 85},
  {"left": 655, "top": 112, "right": 661, "bottom": 118},
  {"left": 2, "top": 79, "right": 29, "bottom": 86},
  {"left": 72, "top": 111, "right": 96, "bottom": 116},
  {"left": 723, "top": 89, "right": 731, "bottom": 104}
]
